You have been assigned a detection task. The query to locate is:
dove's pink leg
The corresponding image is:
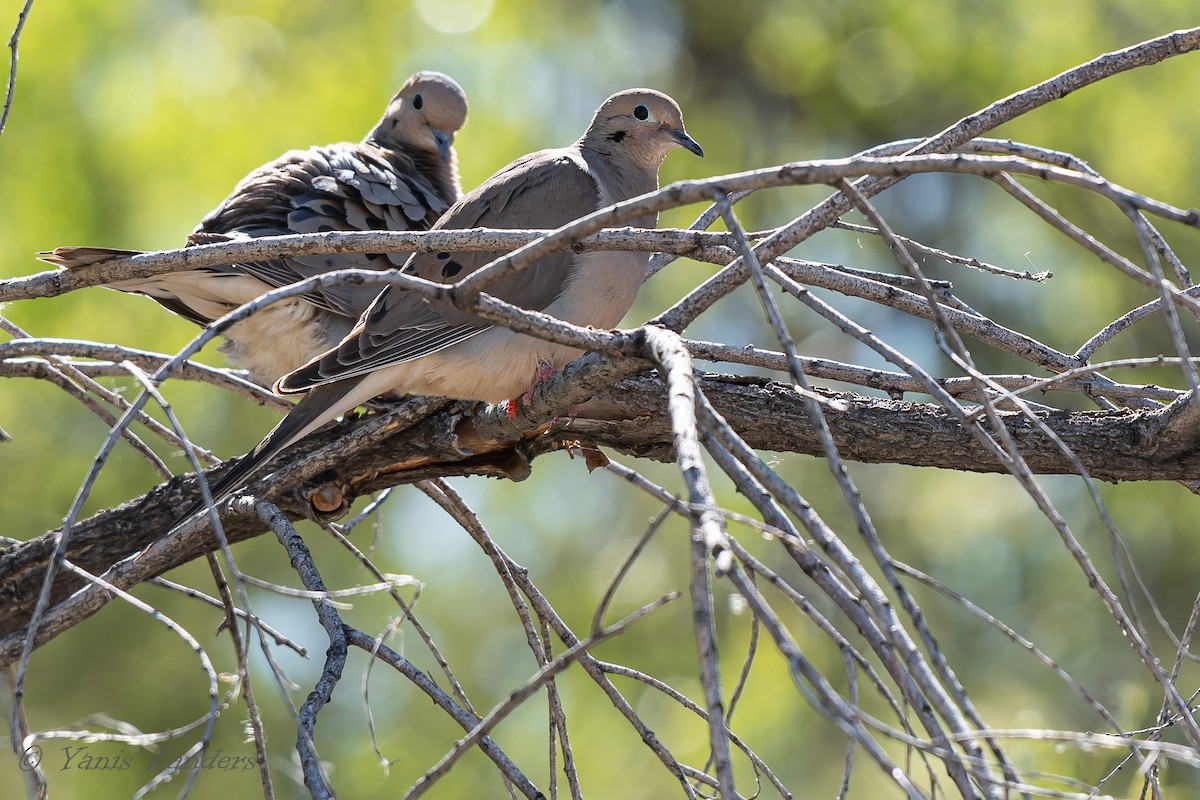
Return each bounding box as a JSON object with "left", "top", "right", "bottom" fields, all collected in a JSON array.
[{"left": 506, "top": 360, "right": 560, "bottom": 419}]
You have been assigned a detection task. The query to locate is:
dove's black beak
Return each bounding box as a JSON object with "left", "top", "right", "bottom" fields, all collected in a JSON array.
[
  {"left": 433, "top": 130, "right": 452, "bottom": 162},
  {"left": 672, "top": 128, "right": 704, "bottom": 158}
]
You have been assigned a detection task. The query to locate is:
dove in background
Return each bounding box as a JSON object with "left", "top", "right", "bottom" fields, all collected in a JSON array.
[{"left": 38, "top": 71, "right": 469, "bottom": 386}]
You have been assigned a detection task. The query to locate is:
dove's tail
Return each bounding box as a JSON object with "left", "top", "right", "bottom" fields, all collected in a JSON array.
[
  {"left": 179, "top": 380, "right": 367, "bottom": 524},
  {"left": 36, "top": 246, "right": 144, "bottom": 268}
]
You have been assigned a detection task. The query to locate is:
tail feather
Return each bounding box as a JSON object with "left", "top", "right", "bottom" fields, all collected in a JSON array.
[
  {"left": 180, "top": 380, "right": 365, "bottom": 524},
  {"left": 36, "top": 246, "right": 144, "bottom": 269}
]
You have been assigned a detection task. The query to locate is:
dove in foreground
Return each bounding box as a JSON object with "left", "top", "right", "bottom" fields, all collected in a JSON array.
[
  {"left": 197, "top": 88, "right": 703, "bottom": 512},
  {"left": 38, "top": 71, "right": 468, "bottom": 386}
]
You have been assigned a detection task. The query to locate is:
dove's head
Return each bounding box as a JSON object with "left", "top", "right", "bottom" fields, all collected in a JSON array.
[
  {"left": 372, "top": 71, "right": 469, "bottom": 162},
  {"left": 583, "top": 89, "right": 703, "bottom": 169}
]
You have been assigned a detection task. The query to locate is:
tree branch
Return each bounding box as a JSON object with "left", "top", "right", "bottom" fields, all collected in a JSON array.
[{"left": 3, "top": 361, "right": 1197, "bottom": 662}]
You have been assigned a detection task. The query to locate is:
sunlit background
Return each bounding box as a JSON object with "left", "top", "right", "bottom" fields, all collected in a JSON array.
[{"left": 4, "top": 1, "right": 1200, "bottom": 797}]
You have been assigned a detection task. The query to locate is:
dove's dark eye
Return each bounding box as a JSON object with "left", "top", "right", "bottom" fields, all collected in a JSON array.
[
  {"left": 633, "top": 104, "right": 649, "bottom": 121},
  {"left": 412, "top": 93, "right": 424, "bottom": 111}
]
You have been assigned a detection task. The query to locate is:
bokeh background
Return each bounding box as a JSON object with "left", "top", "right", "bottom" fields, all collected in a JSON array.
[{"left": 4, "top": 1, "right": 1200, "bottom": 797}]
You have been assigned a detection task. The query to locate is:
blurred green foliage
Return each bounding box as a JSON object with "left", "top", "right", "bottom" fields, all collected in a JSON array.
[{"left": 4, "top": 1, "right": 1200, "bottom": 797}]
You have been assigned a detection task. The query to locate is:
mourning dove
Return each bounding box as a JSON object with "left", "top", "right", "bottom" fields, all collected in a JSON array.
[
  {"left": 197, "top": 88, "right": 702, "bottom": 510},
  {"left": 38, "top": 71, "right": 469, "bottom": 386}
]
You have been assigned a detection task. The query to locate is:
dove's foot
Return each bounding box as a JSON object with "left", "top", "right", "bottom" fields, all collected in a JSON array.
[{"left": 506, "top": 361, "right": 560, "bottom": 419}]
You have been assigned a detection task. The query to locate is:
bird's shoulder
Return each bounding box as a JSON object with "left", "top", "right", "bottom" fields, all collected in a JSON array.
[
  {"left": 187, "top": 141, "right": 456, "bottom": 317},
  {"left": 198, "top": 141, "right": 449, "bottom": 237},
  {"left": 442, "top": 147, "right": 598, "bottom": 229},
  {"left": 400, "top": 147, "right": 601, "bottom": 290}
]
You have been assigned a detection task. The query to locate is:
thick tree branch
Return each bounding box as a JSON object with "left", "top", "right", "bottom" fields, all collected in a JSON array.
[{"left": 2, "top": 361, "right": 1196, "bottom": 661}]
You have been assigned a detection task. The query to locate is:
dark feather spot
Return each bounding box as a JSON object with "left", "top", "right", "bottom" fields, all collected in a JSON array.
[
  {"left": 442, "top": 259, "right": 463, "bottom": 278},
  {"left": 608, "top": 130, "right": 627, "bottom": 143}
]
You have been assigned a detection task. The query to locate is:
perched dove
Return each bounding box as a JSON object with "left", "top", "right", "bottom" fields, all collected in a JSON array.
[
  {"left": 198, "top": 88, "right": 703, "bottom": 510},
  {"left": 38, "top": 71, "right": 469, "bottom": 386}
]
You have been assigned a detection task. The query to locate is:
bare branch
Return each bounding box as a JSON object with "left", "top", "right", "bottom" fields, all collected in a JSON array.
[
  {"left": 403, "top": 591, "right": 679, "bottom": 800},
  {"left": 0, "top": 0, "right": 33, "bottom": 136}
]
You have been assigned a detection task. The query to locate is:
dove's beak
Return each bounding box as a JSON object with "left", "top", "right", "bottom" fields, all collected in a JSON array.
[
  {"left": 671, "top": 128, "right": 704, "bottom": 158},
  {"left": 433, "top": 129, "right": 453, "bottom": 162}
]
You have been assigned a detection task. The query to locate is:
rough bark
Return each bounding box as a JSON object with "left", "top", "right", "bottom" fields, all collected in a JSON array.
[{"left": 3, "top": 362, "right": 1197, "bottom": 660}]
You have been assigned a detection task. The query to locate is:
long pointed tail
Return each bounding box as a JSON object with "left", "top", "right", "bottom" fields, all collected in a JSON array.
[
  {"left": 180, "top": 380, "right": 364, "bottom": 523},
  {"left": 36, "top": 246, "right": 144, "bottom": 268}
]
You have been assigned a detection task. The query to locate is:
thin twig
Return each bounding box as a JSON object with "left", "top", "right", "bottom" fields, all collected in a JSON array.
[
  {"left": 0, "top": 0, "right": 34, "bottom": 136},
  {"left": 403, "top": 592, "right": 680, "bottom": 800},
  {"left": 643, "top": 325, "right": 736, "bottom": 799},
  {"left": 255, "top": 500, "right": 339, "bottom": 798},
  {"left": 58, "top": 561, "right": 219, "bottom": 798}
]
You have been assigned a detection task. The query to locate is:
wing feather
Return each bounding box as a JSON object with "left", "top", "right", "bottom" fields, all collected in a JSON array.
[
  {"left": 278, "top": 148, "right": 602, "bottom": 392},
  {"left": 189, "top": 143, "right": 451, "bottom": 319}
]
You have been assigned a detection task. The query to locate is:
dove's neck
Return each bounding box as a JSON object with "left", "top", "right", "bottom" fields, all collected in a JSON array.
[
  {"left": 365, "top": 132, "right": 462, "bottom": 205},
  {"left": 577, "top": 144, "right": 659, "bottom": 229},
  {"left": 405, "top": 144, "right": 463, "bottom": 204}
]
